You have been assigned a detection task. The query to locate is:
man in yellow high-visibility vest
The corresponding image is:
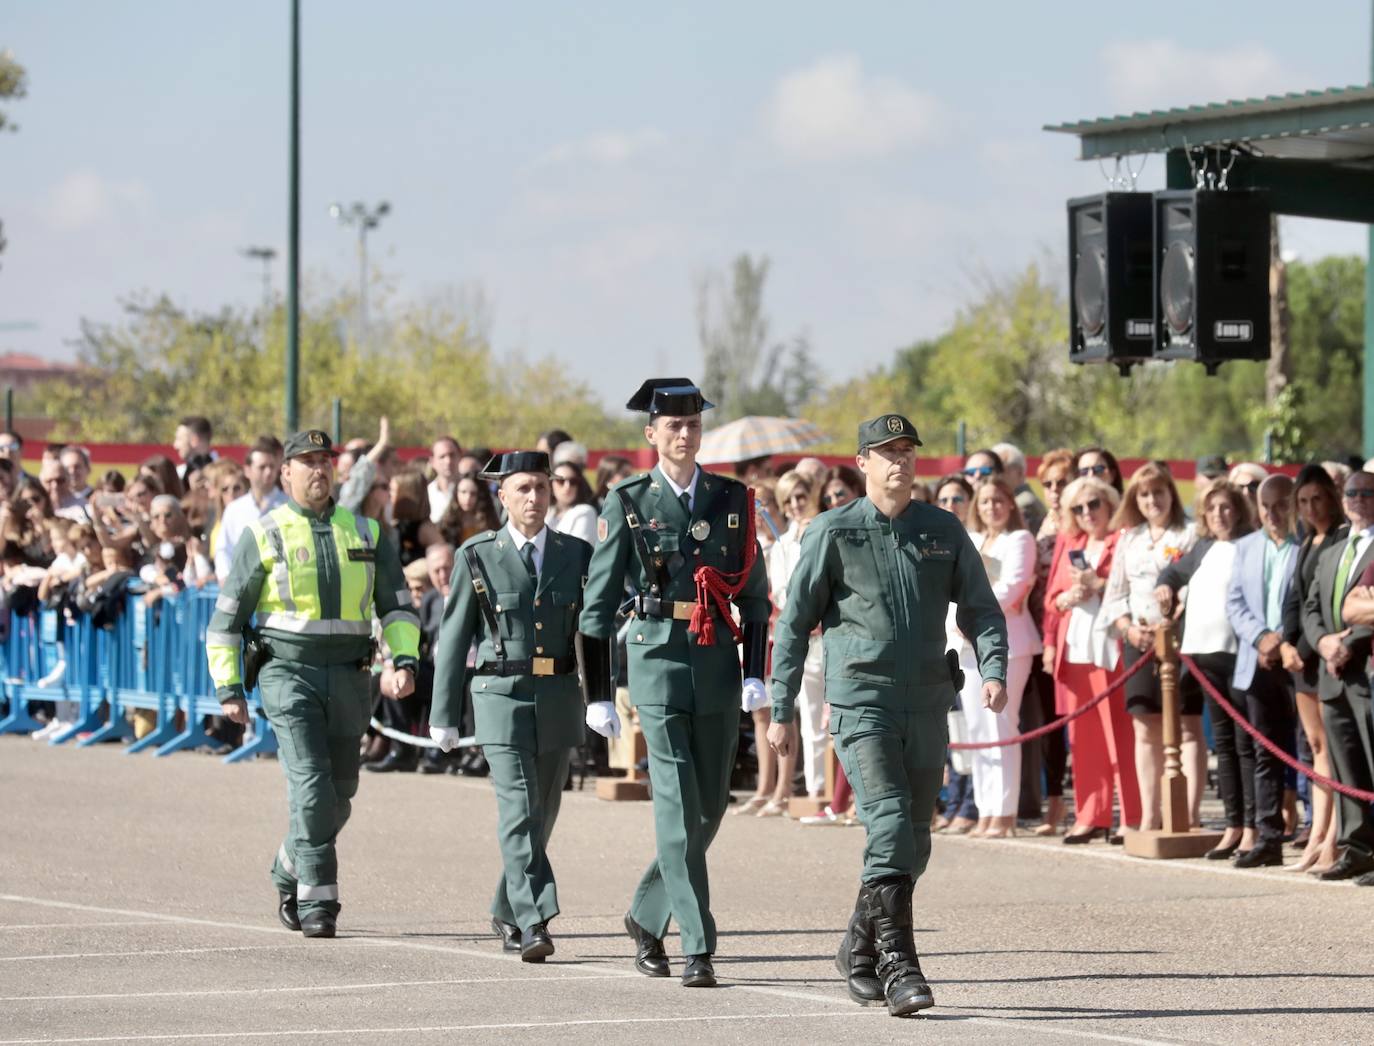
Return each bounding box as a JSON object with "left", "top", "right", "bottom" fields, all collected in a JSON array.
[{"left": 206, "top": 429, "right": 420, "bottom": 938}]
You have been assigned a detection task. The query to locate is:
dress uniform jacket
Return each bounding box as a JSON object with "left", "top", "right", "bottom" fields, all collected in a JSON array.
[
  {"left": 580, "top": 467, "right": 772, "bottom": 708},
  {"left": 431, "top": 526, "right": 592, "bottom": 752}
]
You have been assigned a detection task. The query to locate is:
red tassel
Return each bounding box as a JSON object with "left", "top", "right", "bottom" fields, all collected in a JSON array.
[{"left": 687, "top": 488, "right": 761, "bottom": 646}]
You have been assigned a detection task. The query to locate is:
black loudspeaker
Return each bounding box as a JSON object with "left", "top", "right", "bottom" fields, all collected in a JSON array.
[
  {"left": 1067, "top": 192, "right": 1155, "bottom": 372},
  {"left": 1153, "top": 189, "right": 1270, "bottom": 372}
]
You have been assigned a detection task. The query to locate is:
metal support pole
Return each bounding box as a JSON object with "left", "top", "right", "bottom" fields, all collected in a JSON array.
[
  {"left": 1366, "top": 0, "right": 1374, "bottom": 459},
  {"left": 956, "top": 419, "right": 967, "bottom": 459},
  {"left": 284, "top": 0, "right": 301, "bottom": 436},
  {"left": 1263, "top": 428, "right": 1274, "bottom": 465},
  {"left": 4, "top": 387, "right": 12, "bottom": 433},
  {"left": 332, "top": 397, "right": 342, "bottom": 445},
  {"left": 358, "top": 224, "right": 368, "bottom": 348}
]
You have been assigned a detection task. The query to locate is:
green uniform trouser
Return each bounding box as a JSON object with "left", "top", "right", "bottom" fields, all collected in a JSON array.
[
  {"left": 485, "top": 744, "right": 572, "bottom": 931},
  {"left": 261, "top": 658, "right": 372, "bottom": 915},
  {"left": 630, "top": 707, "right": 737, "bottom": 956},
  {"left": 830, "top": 706, "right": 946, "bottom": 884}
]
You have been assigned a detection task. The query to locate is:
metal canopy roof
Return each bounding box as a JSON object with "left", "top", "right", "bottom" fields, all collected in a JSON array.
[{"left": 1046, "top": 84, "right": 1374, "bottom": 161}]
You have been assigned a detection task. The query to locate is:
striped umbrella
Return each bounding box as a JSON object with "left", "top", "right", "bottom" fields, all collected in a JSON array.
[{"left": 696, "top": 415, "right": 828, "bottom": 465}]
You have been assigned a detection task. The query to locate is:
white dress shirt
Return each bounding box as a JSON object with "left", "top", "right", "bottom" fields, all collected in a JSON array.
[
  {"left": 505, "top": 522, "right": 549, "bottom": 574},
  {"left": 659, "top": 465, "right": 701, "bottom": 512},
  {"left": 214, "top": 488, "right": 289, "bottom": 580}
]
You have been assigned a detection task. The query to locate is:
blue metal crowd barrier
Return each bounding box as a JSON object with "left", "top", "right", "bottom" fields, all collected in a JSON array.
[{"left": 0, "top": 586, "right": 276, "bottom": 764}]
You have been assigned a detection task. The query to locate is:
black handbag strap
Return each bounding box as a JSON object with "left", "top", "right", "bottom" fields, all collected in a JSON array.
[{"left": 463, "top": 545, "right": 505, "bottom": 659}]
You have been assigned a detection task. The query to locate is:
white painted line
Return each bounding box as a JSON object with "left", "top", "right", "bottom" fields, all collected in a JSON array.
[
  {"left": 0, "top": 922, "right": 166, "bottom": 932},
  {"left": 0, "top": 1011, "right": 886, "bottom": 1044},
  {"left": 936, "top": 833, "right": 1356, "bottom": 890},
  {"left": 0, "top": 945, "right": 301, "bottom": 963},
  {"left": 0, "top": 974, "right": 629, "bottom": 1003},
  {"left": 951, "top": 1013, "right": 1184, "bottom": 1046}
]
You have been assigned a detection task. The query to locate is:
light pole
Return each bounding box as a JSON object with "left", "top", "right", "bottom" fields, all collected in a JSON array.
[
  {"left": 328, "top": 200, "right": 390, "bottom": 347},
  {"left": 239, "top": 245, "right": 277, "bottom": 316}
]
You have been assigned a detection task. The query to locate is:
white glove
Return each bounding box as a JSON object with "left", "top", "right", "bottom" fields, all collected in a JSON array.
[
  {"left": 741, "top": 677, "right": 769, "bottom": 713},
  {"left": 585, "top": 700, "right": 622, "bottom": 739},
  {"left": 429, "top": 725, "right": 463, "bottom": 752}
]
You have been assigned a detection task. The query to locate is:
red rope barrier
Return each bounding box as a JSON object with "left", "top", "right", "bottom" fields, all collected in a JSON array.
[
  {"left": 948, "top": 652, "right": 1152, "bottom": 750},
  {"left": 1179, "top": 653, "right": 1374, "bottom": 804}
]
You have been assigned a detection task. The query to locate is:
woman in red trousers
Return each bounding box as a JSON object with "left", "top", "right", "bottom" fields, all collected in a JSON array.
[{"left": 1043, "top": 476, "right": 1140, "bottom": 843}]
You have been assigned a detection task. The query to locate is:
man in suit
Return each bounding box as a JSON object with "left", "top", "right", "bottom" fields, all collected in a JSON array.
[
  {"left": 1225, "top": 475, "right": 1298, "bottom": 868},
  {"left": 1302, "top": 468, "right": 1374, "bottom": 882},
  {"left": 430, "top": 452, "right": 603, "bottom": 960},
  {"left": 580, "top": 378, "right": 772, "bottom": 989}
]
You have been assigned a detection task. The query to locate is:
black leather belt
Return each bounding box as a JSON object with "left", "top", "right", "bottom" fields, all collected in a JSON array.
[
  {"left": 633, "top": 595, "right": 722, "bottom": 621},
  {"left": 474, "top": 656, "right": 577, "bottom": 677}
]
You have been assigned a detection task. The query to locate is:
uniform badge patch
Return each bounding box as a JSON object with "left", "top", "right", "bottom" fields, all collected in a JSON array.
[
  {"left": 727, "top": 513, "right": 740, "bottom": 529},
  {"left": 886, "top": 415, "right": 903, "bottom": 433},
  {"left": 295, "top": 546, "right": 310, "bottom": 563},
  {"left": 597, "top": 517, "right": 609, "bottom": 543}
]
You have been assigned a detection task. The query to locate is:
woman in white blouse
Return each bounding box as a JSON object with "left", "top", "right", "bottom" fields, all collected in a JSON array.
[
  {"left": 1102, "top": 462, "right": 1199, "bottom": 833},
  {"left": 959, "top": 477, "right": 1042, "bottom": 838},
  {"left": 546, "top": 461, "right": 598, "bottom": 546}
]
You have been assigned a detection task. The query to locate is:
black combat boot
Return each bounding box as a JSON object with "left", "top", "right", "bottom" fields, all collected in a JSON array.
[
  {"left": 865, "top": 876, "right": 934, "bottom": 1017},
  {"left": 834, "top": 882, "right": 883, "bottom": 1005}
]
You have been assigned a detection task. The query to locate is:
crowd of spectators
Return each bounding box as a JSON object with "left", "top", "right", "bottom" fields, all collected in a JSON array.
[{"left": 4, "top": 416, "right": 1373, "bottom": 884}]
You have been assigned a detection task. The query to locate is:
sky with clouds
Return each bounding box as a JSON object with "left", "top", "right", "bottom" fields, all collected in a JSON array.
[{"left": 2, "top": 1, "right": 1371, "bottom": 404}]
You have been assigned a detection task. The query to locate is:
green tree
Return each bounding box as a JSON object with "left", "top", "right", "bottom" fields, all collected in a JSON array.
[
  {"left": 697, "top": 253, "right": 819, "bottom": 421},
  {"left": 1286, "top": 255, "right": 1365, "bottom": 458},
  {"left": 30, "top": 288, "right": 640, "bottom": 449},
  {"left": 0, "top": 49, "right": 29, "bottom": 270}
]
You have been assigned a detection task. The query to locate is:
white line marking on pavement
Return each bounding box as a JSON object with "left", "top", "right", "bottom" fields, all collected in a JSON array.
[
  {"left": 0, "top": 893, "right": 1199, "bottom": 1045},
  {"left": 0, "top": 945, "right": 300, "bottom": 963},
  {"left": 0, "top": 1011, "right": 886, "bottom": 1044},
  {"left": 937, "top": 833, "right": 1353, "bottom": 890},
  {"left": 0, "top": 922, "right": 166, "bottom": 932},
  {"left": 0, "top": 974, "right": 629, "bottom": 1003}
]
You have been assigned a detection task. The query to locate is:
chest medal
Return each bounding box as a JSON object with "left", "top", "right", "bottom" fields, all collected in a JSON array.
[{"left": 691, "top": 520, "right": 711, "bottom": 542}]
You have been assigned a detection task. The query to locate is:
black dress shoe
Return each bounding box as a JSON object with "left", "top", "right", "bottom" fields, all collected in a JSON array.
[
  {"left": 682, "top": 953, "right": 716, "bottom": 987},
  {"left": 624, "top": 913, "right": 670, "bottom": 977},
  {"left": 365, "top": 747, "right": 418, "bottom": 773},
  {"left": 1234, "top": 844, "right": 1284, "bottom": 869},
  {"left": 1354, "top": 871, "right": 1374, "bottom": 887},
  {"left": 300, "top": 910, "right": 336, "bottom": 938},
  {"left": 418, "top": 749, "right": 449, "bottom": 775},
  {"left": 1318, "top": 852, "right": 1374, "bottom": 881},
  {"left": 491, "top": 917, "right": 521, "bottom": 953},
  {"left": 277, "top": 891, "right": 300, "bottom": 932},
  {"left": 521, "top": 923, "right": 554, "bottom": 963},
  {"left": 1063, "top": 827, "right": 1106, "bottom": 845},
  {"left": 1205, "top": 842, "right": 1239, "bottom": 860},
  {"left": 1231, "top": 849, "right": 1251, "bottom": 863}
]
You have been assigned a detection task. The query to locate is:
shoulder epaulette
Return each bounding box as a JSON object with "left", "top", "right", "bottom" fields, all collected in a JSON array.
[
  {"left": 612, "top": 472, "right": 652, "bottom": 493},
  {"left": 463, "top": 530, "right": 499, "bottom": 549}
]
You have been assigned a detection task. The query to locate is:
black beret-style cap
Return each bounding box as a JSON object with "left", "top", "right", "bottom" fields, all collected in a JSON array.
[
  {"left": 626, "top": 377, "right": 716, "bottom": 416},
  {"left": 479, "top": 451, "right": 551, "bottom": 481},
  {"left": 857, "top": 414, "right": 923, "bottom": 452},
  {"left": 282, "top": 429, "right": 339, "bottom": 460}
]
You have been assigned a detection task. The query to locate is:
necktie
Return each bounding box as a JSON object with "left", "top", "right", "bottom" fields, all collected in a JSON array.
[
  {"left": 680, "top": 492, "right": 692, "bottom": 516},
  {"left": 520, "top": 542, "right": 538, "bottom": 582},
  {"left": 1333, "top": 538, "right": 1359, "bottom": 627}
]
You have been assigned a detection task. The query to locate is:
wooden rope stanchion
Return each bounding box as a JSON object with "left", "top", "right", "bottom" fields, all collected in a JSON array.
[{"left": 1123, "top": 622, "right": 1223, "bottom": 859}]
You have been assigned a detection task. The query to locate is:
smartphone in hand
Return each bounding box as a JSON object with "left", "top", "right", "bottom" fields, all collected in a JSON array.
[{"left": 1068, "top": 549, "right": 1088, "bottom": 570}]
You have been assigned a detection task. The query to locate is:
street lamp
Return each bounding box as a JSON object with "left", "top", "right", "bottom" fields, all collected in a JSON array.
[
  {"left": 239, "top": 245, "right": 277, "bottom": 317},
  {"left": 328, "top": 200, "right": 390, "bottom": 347}
]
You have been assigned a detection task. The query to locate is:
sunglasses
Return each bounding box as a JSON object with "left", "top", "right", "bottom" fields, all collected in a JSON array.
[
  {"left": 1071, "top": 498, "right": 1103, "bottom": 515},
  {"left": 552, "top": 475, "right": 576, "bottom": 486},
  {"left": 1344, "top": 488, "right": 1374, "bottom": 499},
  {"left": 937, "top": 494, "right": 967, "bottom": 506},
  {"left": 1240, "top": 481, "right": 1261, "bottom": 494},
  {"left": 1078, "top": 464, "right": 1108, "bottom": 477},
  {"left": 1044, "top": 479, "right": 1069, "bottom": 491},
  {"left": 963, "top": 465, "right": 995, "bottom": 478}
]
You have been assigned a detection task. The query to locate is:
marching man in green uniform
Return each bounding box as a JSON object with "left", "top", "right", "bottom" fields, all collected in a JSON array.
[
  {"left": 768, "top": 414, "right": 1007, "bottom": 1017},
  {"left": 207, "top": 430, "right": 420, "bottom": 939},
  {"left": 580, "top": 378, "right": 771, "bottom": 989},
  {"left": 429, "top": 451, "right": 601, "bottom": 963}
]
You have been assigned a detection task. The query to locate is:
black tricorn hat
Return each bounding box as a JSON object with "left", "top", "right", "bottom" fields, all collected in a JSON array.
[
  {"left": 626, "top": 377, "right": 715, "bottom": 416},
  {"left": 478, "top": 451, "right": 551, "bottom": 481}
]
